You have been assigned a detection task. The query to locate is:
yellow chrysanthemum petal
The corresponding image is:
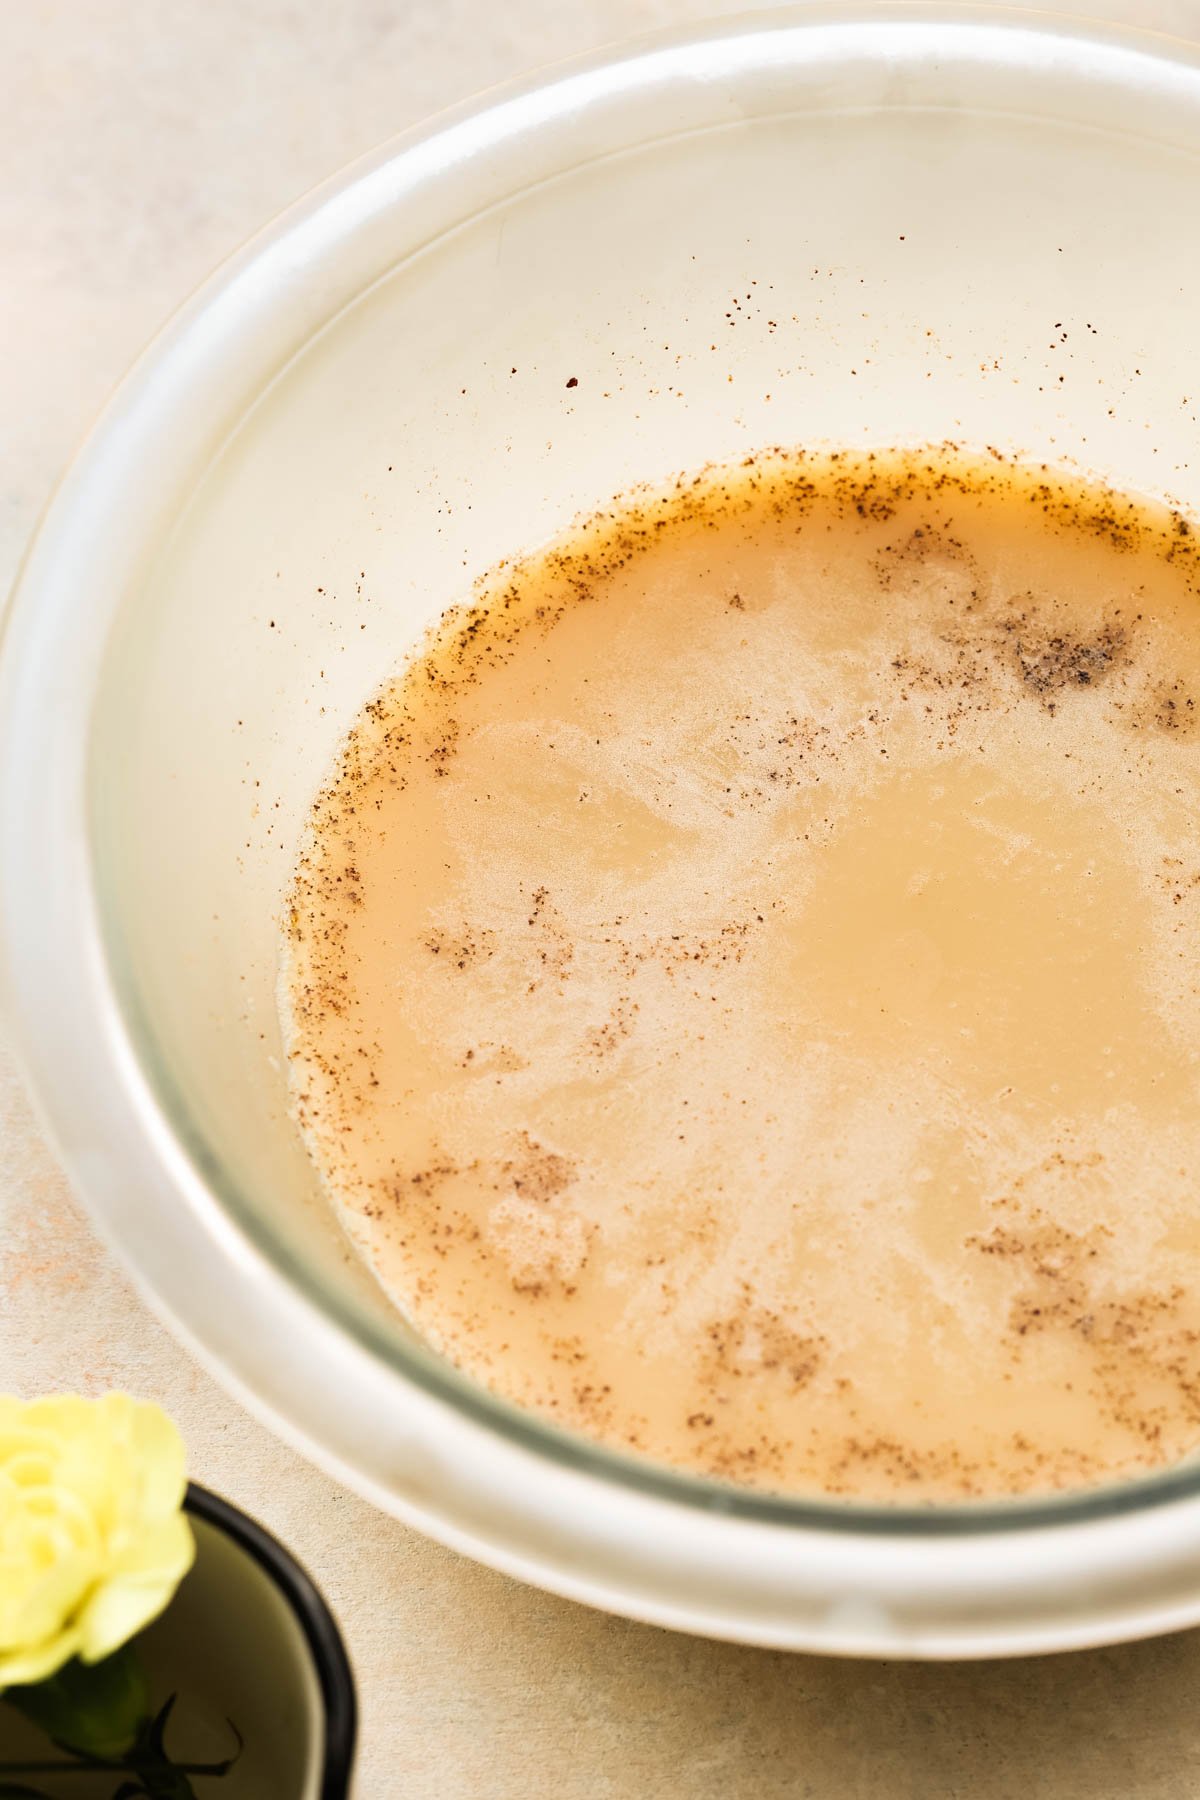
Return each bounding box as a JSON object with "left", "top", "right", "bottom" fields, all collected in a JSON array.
[
  {"left": 0, "top": 1547, "right": 98, "bottom": 1651},
  {"left": 77, "top": 1516, "right": 195, "bottom": 1664},
  {"left": 0, "top": 1624, "right": 83, "bottom": 1688}
]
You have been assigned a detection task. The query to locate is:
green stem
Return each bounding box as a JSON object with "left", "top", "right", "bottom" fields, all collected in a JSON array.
[
  {"left": 0, "top": 1761, "right": 233, "bottom": 1777},
  {"left": 0, "top": 1761, "right": 117, "bottom": 1774}
]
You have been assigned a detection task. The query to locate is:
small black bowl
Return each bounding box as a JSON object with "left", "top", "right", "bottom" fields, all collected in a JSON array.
[
  {"left": 177, "top": 1484, "right": 357, "bottom": 1799},
  {"left": 0, "top": 1484, "right": 356, "bottom": 1798}
]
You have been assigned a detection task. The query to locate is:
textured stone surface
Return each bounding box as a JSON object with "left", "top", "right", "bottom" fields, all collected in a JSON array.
[{"left": 6, "top": 2, "right": 1200, "bottom": 1792}]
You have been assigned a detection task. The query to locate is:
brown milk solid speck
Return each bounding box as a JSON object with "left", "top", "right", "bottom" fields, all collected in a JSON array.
[{"left": 280, "top": 445, "right": 1200, "bottom": 1502}]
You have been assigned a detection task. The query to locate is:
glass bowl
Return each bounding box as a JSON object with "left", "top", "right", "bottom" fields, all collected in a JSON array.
[{"left": 5, "top": 3, "right": 1200, "bottom": 1655}]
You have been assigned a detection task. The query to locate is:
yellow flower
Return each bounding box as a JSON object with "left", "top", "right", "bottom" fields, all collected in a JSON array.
[{"left": 0, "top": 1394, "right": 194, "bottom": 1690}]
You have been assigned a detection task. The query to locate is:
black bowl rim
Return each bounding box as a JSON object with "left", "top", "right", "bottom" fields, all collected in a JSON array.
[{"left": 184, "top": 1483, "right": 357, "bottom": 1797}]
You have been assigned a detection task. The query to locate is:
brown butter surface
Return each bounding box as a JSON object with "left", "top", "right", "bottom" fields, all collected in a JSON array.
[{"left": 283, "top": 445, "right": 1200, "bottom": 1501}]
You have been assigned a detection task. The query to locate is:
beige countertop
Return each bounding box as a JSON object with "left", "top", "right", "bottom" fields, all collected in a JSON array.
[{"left": 7, "top": 2, "right": 1200, "bottom": 1793}]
